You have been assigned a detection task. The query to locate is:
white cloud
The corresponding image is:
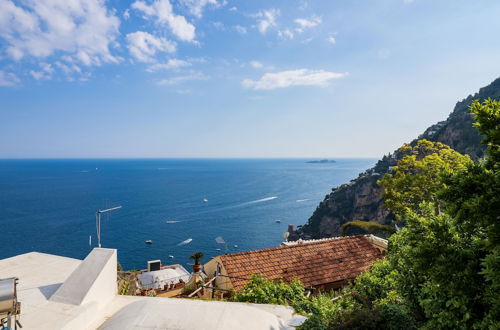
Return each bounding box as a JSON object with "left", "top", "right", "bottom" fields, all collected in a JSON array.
[
  {"left": 229, "top": 6, "right": 237, "bottom": 11},
  {"left": 126, "top": 31, "right": 176, "bottom": 63},
  {"left": 157, "top": 71, "right": 209, "bottom": 85},
  {"left": 30, "top": 62, "right": 54, "bottom": 80},
  {"left": 212, "top": 21, "right": 225, "bottom": 30},
  {"left": 180, "top": 0, "right": 222, "bottom": 18},
  {"left": 278, "top": 29, "right": 294, "bottom": 40},
  {"left": 55, "top": 61, "right": 81, "bottom": 76},
  {"left": 234, "top": 25, "right": 247, "bottom": 34},
  {"left": 249, "top": 60, "right": 274, "bottom": 71},
  {"left": 29, "top": 70, "right": 47, "bottom": 80},
  {"left": 253, "top": 9, "right": 279, "bottom": 34},
  {"left": 0, "top": 70, "right": 20, "bottom": 86},
  {"left": 326, "top": 36, "right": 336, "bottom": 44},
  {"left": 0, "top": 0, "right": 120, "bottom": 66},
  {"left": 147, "top": 58, "right": 192, "bottom": 71},
  {"left": 132, "top": 0, "right": 196, "bottom": 42},
  {"left": 404, "top": 0, "right": 414, "bottom": 3},
  {"left": 250, "top": 60, "right": 263, "bottom": 69},
  {"left": 242, "top": 69, "right": 346, "bottom": 90},
  {"left": 294, "top": 16, "right": 321, "bottom": 33},
  {"left": 124, "top": 9, "right": 131, "bottom": 19}
]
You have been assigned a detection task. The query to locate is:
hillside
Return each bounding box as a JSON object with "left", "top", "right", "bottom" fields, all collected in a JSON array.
[{"left": 296, "top": 77, "right": 500, "bottom": 239}]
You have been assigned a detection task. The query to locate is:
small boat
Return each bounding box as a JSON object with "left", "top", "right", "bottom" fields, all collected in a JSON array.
[
  {"left": 177, "top": 238, "right": 193, "bottom": 246},
  {"left": 168, "top": 255, "right": 174, "bottom": 259},
  {"left": 203, "top": 198, "right": 208, "bottom": 203},
  {"left": 275, "top": 220, "right": 281, "bottom": 223},
  {"left": 145, "top": 240, "right": 153, "bottom": 244},
  {"left": 233, "top": 245, "right": 238, "bottom": 248},
  {"left": 215, "top": 248, "right": 221, "bottom": 251}
]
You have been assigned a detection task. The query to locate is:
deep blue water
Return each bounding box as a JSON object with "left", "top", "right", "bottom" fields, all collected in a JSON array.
[{"left": 0, "top": 158, "right": 376, "bottom": 270}]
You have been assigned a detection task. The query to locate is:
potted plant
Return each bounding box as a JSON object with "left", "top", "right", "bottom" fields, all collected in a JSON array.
[
  {"left": 189, "top": 252, "right": 204, "bottom": 273},
  {"left": 175, "top": 279, "right": 185, "bottom": 288}
]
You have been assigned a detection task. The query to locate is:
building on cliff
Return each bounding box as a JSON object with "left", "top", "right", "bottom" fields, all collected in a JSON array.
[{"left": 204, "top": 235, "right": 387, "bottom": 294}]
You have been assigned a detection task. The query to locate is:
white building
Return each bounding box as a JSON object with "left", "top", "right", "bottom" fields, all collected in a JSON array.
[
  {"left": 138, "top": 263, "right": 190, "bottom": 290},
  {"left": 0, "top": 248, "right": 305, "bottom": 330}
]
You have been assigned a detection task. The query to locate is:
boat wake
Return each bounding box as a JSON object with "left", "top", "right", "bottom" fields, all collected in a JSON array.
[
  {"left": 177, "top": 238, "right": 193, "bottom": 246},
  {"left": 165, "top": 220, "right": 180, "bottom": 224},
  {"left": 245, "top": 196, "right": 278, "bottom": 204},
  {"left": 296, "top": 199, "right": 310, "bottom": 203}
]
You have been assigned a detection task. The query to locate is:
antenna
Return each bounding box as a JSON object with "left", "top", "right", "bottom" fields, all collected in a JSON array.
[{"left": 96, "top": 206, "right": 122, "bottom": 248}]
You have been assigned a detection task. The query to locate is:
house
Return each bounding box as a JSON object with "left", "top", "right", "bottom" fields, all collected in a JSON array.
[
  {"left": 204, "top": 235, "right": 387, "bottom": 294},
  {"left": 0, "top": 248, "right": 305, "bottom": 329},
  {"left": 137, "top": 262, "right": 191, "bottom": 297}
]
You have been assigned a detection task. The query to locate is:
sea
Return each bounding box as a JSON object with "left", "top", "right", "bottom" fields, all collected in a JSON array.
[{"left": 0, "top": 158, "right": 376, "bottom": 270}]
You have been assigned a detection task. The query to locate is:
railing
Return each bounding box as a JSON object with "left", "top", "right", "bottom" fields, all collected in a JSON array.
[{"left": 187, "top": 277, "right": 216, "bottom": 298}]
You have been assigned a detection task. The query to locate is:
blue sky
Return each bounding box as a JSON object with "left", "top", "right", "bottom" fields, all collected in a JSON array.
[{"left": 1, "top": 0, "right": 500, "bottom": 158}]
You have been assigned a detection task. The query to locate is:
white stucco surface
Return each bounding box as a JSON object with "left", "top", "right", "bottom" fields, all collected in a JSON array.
[
  {"left": 98, "top": 297, "right": 306, "bottom": 330},
  {"left": 51, "top": 248, "right": 117, "bottom": 307},
  {"left": 0, "top": 251, "right": 83, "bottom": 329}
]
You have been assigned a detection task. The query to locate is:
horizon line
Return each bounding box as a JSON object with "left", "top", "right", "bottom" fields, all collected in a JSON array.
[{"left": 0, "top": 156, "right": 379, "bottom": 160}]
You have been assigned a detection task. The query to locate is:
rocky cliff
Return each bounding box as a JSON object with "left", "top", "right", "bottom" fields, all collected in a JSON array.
[{"left": 297, "top": 77, "right": 500, "bottom": 239}]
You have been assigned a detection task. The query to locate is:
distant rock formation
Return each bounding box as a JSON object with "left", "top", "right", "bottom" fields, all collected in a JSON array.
[
  {"left": 297, "top": 77, "right": 500, "bottom": 239},
  {"left": 306, "top": 159, "right": 337, "bottom": 164}
]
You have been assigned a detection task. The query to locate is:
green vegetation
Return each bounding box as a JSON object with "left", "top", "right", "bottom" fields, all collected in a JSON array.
[
  {"left": 299, "top": 79, "right": 500, "bottom": 240},
  {"left": 234, "top": 99, "right": 500, "bottom": 329},
  {"left": 231, "top": 274, "right": 307, "bottom": 306},
  {"left": 341, "top": 220, "right": 396, "bottom": 237},
  {"left": 232, "top": 273, "right": 416, "bottom": 329},
  {"left": 378, "top": 139, "right": 472, "bottom": 217}
]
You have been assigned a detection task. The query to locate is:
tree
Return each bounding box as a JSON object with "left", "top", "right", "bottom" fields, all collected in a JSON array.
[
  {"left": 189, "top": 252, "right": 204, "bottom": 265},
  {"left": 387, "top": 204, "right": 486, "bottom": 329},
  {"left": 438, "top": 98, "right": 500, "bottom": 328},
  {"left": 378, "top": 139, "right": 472, "bottom": 218},
  {"left": 337, "top": 100, "right": 498, "bottom": 329}
]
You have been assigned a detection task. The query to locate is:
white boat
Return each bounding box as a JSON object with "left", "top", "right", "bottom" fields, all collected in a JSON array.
[
  {"left": 177, "top": 238, "right": 193, "bottom": 246},
  {"left": 145, "top": 240, "right": 153, "bottom": 244},
  {"left": 168, "top": 255, "right": 174, "bottom": 259},
  {"left": 203, "top": 198, "right": 208, "bottom": 203},
  {"left": 275, "top": 220, "right": 281, "bottom": 223},
  {"left": 215, "top": 248, "right": 221, "bottom": 251},
  {"left": 233, "top": 245, "right": 238, "bottom": 248}
]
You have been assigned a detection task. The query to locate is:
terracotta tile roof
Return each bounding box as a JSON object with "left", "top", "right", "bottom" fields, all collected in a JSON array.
[{"left": 219, "top": 235, "right": 383, "bottom": 291}]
